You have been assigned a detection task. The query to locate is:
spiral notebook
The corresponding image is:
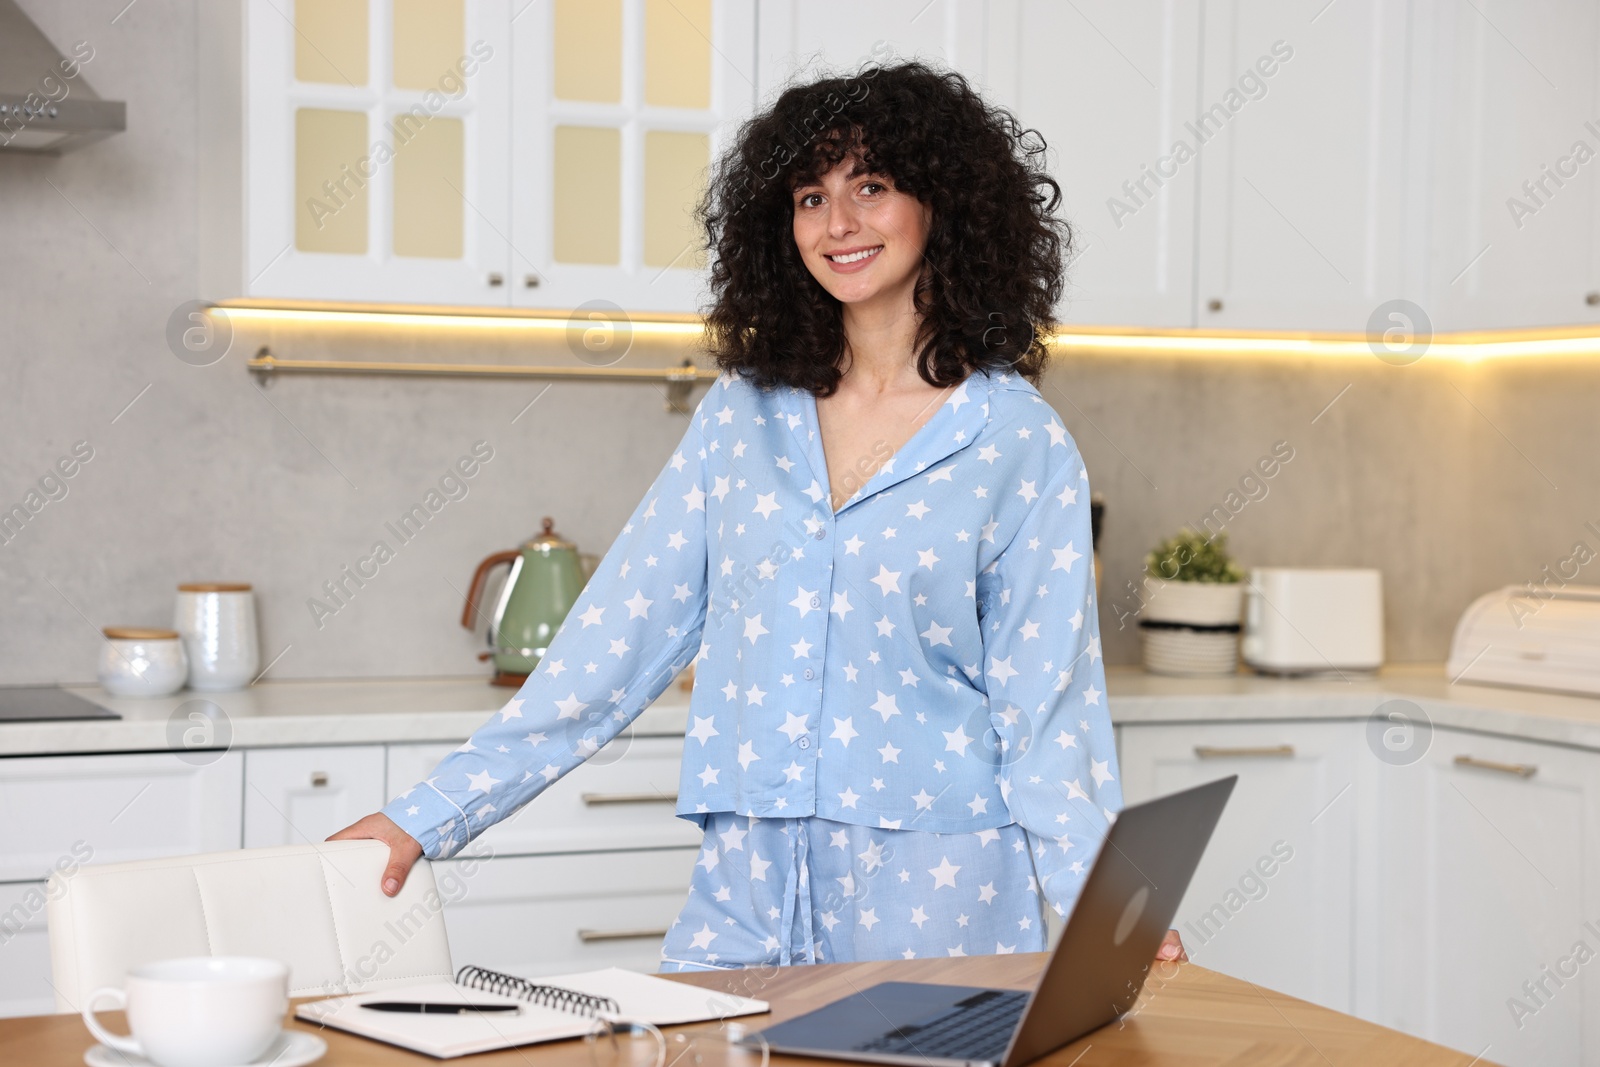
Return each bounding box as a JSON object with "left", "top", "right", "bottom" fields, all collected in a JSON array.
[{"left": 295, "top": 965, "right": 769, "bottom": 1059}]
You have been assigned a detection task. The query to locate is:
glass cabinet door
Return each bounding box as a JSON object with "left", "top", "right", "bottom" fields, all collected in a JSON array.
[
  {"left": 511, "top": 0, "right": 757, "bottom": 313},
  {"left": 246, "top": 0, "right": 512, "bottom": 305}
]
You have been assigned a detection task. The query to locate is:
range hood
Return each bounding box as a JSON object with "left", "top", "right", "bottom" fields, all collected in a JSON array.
[{"left": 0, "top": 0, "right": 124, "bottom": 153}]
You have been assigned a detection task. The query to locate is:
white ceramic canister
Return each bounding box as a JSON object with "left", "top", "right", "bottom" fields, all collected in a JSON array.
[
  {"left": 98, "top": 628, "right": 189, "bottom": 697},
  {"left": 174, "top": 582, "right": 260, "bottom": 690}
]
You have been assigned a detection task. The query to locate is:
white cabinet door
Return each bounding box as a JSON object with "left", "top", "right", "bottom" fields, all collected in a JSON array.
[
  {"left": 202, "top": 0, "right": 514, "bottom": 306},
  {"left": 0, "top": 751, "right": 243, "bottom": 883},
  {"left": 1118, "top": 720, "right": 1357, "bottom": 1013},
  {"left": 1016, "top": 0, "right": 1201, "bottom": 327},
  {"left": 386, "top": 735, "right": 701, "bottom": 855},
  {"left": 242, "top": 746, "right": 387, "bottom": 848},
  {"left": 0, "top": 881, "right": 54, "bottom": 1019},
  {"left": 1423, "top": 0, "right": 1600, "bottom": 330},
  {"left": 1192, "top": 0, "right": 1411, "bottom": 330},
  {"left": 755, "top": 0, "right": 989, "bottom": 95},
  {"left": 509, "top": 1, "right": 757, "bottom": 313},
  {"left": 1374, "top": 728, "right": 1600, "bottom": 1066},
  {"left": 435, "top": 847, "right": 698, "bottom": 976}
]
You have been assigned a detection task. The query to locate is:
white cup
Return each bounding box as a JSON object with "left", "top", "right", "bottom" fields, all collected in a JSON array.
[
  {"left": 174, "top": 584, "right": 260, "bottom": 691},
  {"left": 81, "top": 956, "right": 288, "bottom": 1067}
]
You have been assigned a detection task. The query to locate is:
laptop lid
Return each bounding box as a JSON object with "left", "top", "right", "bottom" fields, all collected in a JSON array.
[{"left": 999, "top": 774, "right": 1237, "bottom": 1067}]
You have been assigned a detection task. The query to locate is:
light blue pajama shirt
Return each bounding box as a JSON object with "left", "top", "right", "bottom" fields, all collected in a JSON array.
[{"left": 382, "top": 365, "right": 1123, "bottom": 969}]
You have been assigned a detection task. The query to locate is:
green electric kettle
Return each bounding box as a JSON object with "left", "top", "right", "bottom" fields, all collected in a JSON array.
[{"left": 462, "top": 517, "right": 590, "bottom": 687}]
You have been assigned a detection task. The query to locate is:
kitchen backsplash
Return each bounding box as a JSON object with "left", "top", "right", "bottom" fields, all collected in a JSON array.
[{"left": 2, "top": 2, "right": 1595, "bottom": 682}]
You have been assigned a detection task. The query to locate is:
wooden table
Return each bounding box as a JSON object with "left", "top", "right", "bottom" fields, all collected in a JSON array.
[{"left": 3, "top": 956, "right": 1490, "bottom": 1067}]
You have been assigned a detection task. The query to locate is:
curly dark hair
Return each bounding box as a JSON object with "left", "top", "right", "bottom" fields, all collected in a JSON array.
[{"left": 695, "top": 58, "right": 1071, "bottom": 397}]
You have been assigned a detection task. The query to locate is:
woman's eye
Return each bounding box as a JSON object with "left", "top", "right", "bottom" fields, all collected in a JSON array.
[
  {"left": 861, "top": 181, "right": 886, "bottom": 195},
  {"left": 798, "top": 193, "right": 822, "bottom": 208}
]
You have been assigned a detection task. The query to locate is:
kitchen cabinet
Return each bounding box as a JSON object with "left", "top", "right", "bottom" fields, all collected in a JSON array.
[
  {"left": 434, "top": 847, "right": 698, "bottom": 978},
  {"left": 1015, "top": 0, "right": 1201, "bottom": 327},
  {"left": 199, "top": 0, "right": 514, "bottom": 307},
  {"left": 1422, "top": 0, "right": 1600, "bottom": 330},
  {"left": 1191, "top": 0, "right": 1411, "bottom": 331},
  {"left": 242, "top": 745, "right": 387, "bottom": 849},
  {"left": 755, "top": 0, "right": 989, "bottom": 100},
  {"left": 1371, "top": 728, "right": 1600, "bottom": 1067},
  {"left": 200, "top": 0, "right": 754, "bottom": 312},
  {"left": 1118, "top": 720, "right": 1358, "bottom": 1013},
  {"left": 508, "top": 0, "right": 756, "bottom": 313},
  {"left": 0, "top": 751, "right": 243, "bottom": 884},
  {"left": 0, "top": 881, "right": 55, "bottom": 1018}
]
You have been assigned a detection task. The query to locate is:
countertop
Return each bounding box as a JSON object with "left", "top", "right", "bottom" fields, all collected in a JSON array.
[{"left": 1, "top": 664, "right": 1598, "bottom": 757}]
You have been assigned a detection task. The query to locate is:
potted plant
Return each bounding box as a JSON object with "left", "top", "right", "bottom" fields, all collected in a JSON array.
[{"left": 1138, "top": 528, "right": 1246, "bottom": 676}]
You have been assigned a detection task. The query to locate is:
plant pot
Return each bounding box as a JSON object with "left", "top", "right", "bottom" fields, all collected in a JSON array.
[{"left": 1139, "top": 579, "right": 1244, "bottom": 676}]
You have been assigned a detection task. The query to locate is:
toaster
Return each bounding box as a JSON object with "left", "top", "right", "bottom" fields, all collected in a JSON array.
[{"left": 1241, "top": 567, "right": 1384, "bottom": 674}]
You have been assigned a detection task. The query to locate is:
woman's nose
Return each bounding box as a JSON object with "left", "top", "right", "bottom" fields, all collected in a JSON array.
[{"left": 827, "top": 199, "right": 858, "bottom": 237}]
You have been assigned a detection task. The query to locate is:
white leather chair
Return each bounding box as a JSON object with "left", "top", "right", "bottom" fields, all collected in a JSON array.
[{"left": 46, "top": 840, "right": 454, "bottom": 1012}]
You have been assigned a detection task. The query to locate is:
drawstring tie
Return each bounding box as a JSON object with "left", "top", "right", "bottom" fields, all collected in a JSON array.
[{"left": 777, "top": 820, "right": 816, "bottom": 965}]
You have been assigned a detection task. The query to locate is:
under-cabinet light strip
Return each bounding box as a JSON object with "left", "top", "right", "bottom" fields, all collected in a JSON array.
[{"left": 213, "top": 304, "right": 1600, "bottom": 362}]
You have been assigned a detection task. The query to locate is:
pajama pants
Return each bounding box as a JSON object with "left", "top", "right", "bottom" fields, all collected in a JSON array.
[{"left": 657, "top": 813, "right": 1048, "bottom": 971}]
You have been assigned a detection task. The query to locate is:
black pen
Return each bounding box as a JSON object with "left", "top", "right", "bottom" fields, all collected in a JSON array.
[{"left": 362, "top": 1002, "right": 522, "bottom": 1014}]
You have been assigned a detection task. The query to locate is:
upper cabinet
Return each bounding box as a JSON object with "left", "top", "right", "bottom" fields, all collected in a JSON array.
[
  {"left": 754, "top": 0, "right": 990, "bottom": 99},
  {"left": 1192, "top": 0, "right": 1411, "bottom": 331},
  {"left": 200, "top": 0, "right": 755, "bottom": 312},
  {"left": 1014, "top": 1, "right": 1201, "bottom": 328},
  {"left": 198, "top": 0, "right": 1600, "bottom": 330},
  {"left": 509, "top": 0, "right": 755, "bottom": 312},
  {"left": 1421, "top": 0, "right": 1600, "bottom": 330}
]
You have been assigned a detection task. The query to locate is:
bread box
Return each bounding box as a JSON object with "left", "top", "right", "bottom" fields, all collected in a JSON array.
[{"left": 1447, "top": 584, "right": 1600, "bottom": 696}]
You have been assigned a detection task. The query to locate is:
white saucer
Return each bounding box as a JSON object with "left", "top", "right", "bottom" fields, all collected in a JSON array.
[{"left": 85, "top": 1030, "right": 327, "bottom": 1067}]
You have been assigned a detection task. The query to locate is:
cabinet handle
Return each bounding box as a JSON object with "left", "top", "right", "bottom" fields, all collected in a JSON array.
[
  {"left": 1207, "top": 298, "right": 1224, "bottom": 312},
  {"left": 524, "top": 274, "right": 541, "bottom": 288},
  {"left": 310, "top": 772, "right": 329, "bottom": 787},
  {"left": 1453, "top": 755, "right": 1537, "bottom": 778},
  {"left": 1193, "top": 744, "right": 1294, "bottom": 759},
  {"left": 580, "top": 791, "right": 678, "bottom": 806},
  {"left": 487, "top": 272, "right": 504, "bottom": 287},
  {"left": 1586, "top": 291, "right": 1599, "bottom": 306},
  {"left": 577, "top": 927, "right": 670, "bottom": 943}
]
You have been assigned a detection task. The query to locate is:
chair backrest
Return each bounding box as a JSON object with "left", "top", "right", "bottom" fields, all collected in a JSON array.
[{"left": 46, "top": 840, "right": 454, "bottom": 1013}]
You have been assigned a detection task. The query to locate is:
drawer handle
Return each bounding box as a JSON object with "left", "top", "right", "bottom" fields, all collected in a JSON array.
[
  {"left": 1193, "top": 745, "right": 1295, "bottom": 759},
  {"left": 1454, "top": 755, "right": 1537, "bottom": 778},
  {"left": 310, "top": 772, "right": 329, "bottom": 787},
  {"left": 578, "top": 927, "right": 671, "bottom": 943},
  {"left": 581, "top": 792, "right": 678, "bottom": 806}
]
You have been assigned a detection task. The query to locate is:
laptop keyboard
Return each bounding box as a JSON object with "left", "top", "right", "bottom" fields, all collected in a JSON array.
[{"left": 854, "top": 990, "right": 1030, "bottom": 1062}]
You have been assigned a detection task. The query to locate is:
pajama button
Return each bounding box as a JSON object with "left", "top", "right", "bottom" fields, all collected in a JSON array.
[
  {"left": 798, "top": 737, "right": 810, "bottom": 749},
  {"left": 803, "top": 668, "right": 814, "bottom": 679}
]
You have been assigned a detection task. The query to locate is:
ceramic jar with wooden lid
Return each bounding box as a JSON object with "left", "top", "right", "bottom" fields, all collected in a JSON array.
[
  {"left": 98, "top": 628, "right": 188, "bottom": 697},
  {"left": 174, "top": 582, "right": 260, "bottom": 690}
]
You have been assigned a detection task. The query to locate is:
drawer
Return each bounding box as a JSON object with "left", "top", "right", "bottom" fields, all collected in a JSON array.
[
  {"left": 0, "top": 751, "right": 243, "bottom": 883},
  {"left": 243, "top": 745, "right": 386, "bottom": 848},
  {"left": 387, "top": 736, "right": 701, "bottom": 855},
  {"left": 435, "top": 847, "right": 698, "bottom": 977},
  {"left": 0, "top": 881, "right": 55, "bottom": 1018}
]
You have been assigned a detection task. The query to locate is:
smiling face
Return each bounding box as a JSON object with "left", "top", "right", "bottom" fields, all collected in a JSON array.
[{"left": 791, "top": 151, "right": 933, "bottom": 313}]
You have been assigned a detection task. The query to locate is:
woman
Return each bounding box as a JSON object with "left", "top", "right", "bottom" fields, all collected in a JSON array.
[{"left": 333, "top": 60, "right": 1185, "bottom": 969}]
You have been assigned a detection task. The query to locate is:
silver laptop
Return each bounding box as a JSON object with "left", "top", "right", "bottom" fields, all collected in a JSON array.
[{"left": 749, "top": 775, "right": 1236, "bottom": 1067}]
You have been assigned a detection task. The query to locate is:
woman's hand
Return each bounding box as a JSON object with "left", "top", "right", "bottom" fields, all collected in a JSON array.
[
  {"left": 1155, "top": 928, "right": 1188, "bottom": 963},
  {"left": 328, "top": 813, "right": 423, "bottom": 897}
]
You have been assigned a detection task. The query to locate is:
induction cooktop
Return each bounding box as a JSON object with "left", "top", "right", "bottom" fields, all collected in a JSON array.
[{"left": 0, "top": 687, "right": 120, "bottom": 722}]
